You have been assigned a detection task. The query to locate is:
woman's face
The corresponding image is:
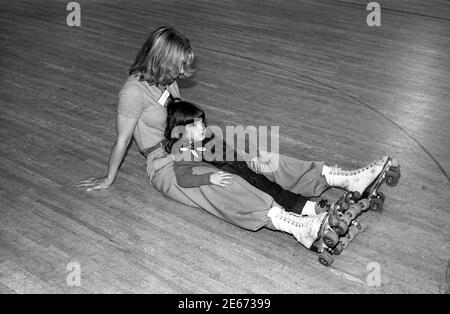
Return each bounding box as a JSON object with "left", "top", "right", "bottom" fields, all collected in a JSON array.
[{"left": 185, "top": 119, "right": 205, "bottom": 142}]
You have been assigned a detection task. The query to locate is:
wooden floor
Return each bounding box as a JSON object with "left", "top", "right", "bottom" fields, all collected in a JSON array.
[{"left": 1, "top": 0, "right": 449, "bottom": 293}]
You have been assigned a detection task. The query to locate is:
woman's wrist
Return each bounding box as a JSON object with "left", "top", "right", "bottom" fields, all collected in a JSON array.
[{"left": 105, "top": 175, "right": 116, "bottom": 184}]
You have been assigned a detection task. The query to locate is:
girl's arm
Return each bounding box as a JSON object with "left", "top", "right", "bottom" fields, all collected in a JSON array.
[
  {"left": 174, "top": 162, "right": 233, "bottom": 188},
  {"left": 174, "top": 162, "right": 212, "bottom": 188},
  {"left": 76, "top": 114, "right": 138, "bottom": 191}
]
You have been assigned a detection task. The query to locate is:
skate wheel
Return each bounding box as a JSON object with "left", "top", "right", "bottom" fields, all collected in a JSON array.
[
  {"left": 331, "top": 242, "right": 344, "bottom": 255},
  {"left": 345, "top": 209, "right": 356, "bottom": 220},
  {"left": 352, "top": 191, "right": 361, "bottom": 200},
  {"left": 346, "top": 204, "right": 361, "bottom": 219},
  {"left": 370, "top": 197, "right": 384, "bottom": 211},
  {"left": 328, "top": 204, "right": 339, "bottom": 215},
  {"left": 344, "top": 191, "right": 354, "bottom": 202},
  {"left": 391, "top": 167, "right": 401, "bottom": 181},
  {"left": 353, "top": 221, "right": 367, "bottom": 232},
  {"left": 336, "top": 220, "right": 348, "bottom": 235},
  {"left": 377, "top": 191, "right": 385, "bottom": 203},
  {"left": 323, "top": 230, "right": 339, "bottom": 248},
  {"left": 344, "top": 191, "right": 358, "bottom": 203},
  {"left": 328, "top": 214, "right": 340, "bottom": 228},
  {"left": 340, "top": 236, "right": 351, "bottom": 249},
  {"left": 385, "top": 169, "right": 399, "bottom": 186},
  {"left": 339, "top": 201, "right": 349, "bottom": 212},
  {"left": 390, "top": 159, "right": 400, "bottom": 168},
  {"left": 346, "top": 225, "right": 359, "bottom": 241},
  {"left": 341, "top": 214, "right": 352, "bottom": 226},
  {"left": 318, "top": 252, "right": 334, "bottom": 267},
  {"left": 358, "top": 199, "right": 370, "bottom": 211}
]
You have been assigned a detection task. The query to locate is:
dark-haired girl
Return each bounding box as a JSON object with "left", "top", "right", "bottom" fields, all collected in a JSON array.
[{"left": 165, "top": 99, "right": 311, "bottom": 214}]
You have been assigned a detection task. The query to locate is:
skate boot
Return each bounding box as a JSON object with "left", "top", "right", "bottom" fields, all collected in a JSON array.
[
  {"left": 301, "top": 199, "right": 343, "bottom": 218},
  {"left": 322, "top": 156, "right": 389, "bottom": 195},
  {"left": 299, "top": 200, "right": 330, "bottom": 216},
  {"left": 268, "top": 206, "right": 337, "bottom": 249}
]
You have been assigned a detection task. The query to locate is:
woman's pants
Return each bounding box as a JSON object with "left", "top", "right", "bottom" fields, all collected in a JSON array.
[{"left": 147, "top": 147, "right": 327, "bottom": 231}]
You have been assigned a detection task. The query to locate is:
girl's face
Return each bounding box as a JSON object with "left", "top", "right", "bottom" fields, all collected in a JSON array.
[{"left": 185, "top": 119, "right": 206, "bottom": 142}]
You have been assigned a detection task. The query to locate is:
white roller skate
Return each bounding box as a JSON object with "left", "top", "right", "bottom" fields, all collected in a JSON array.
[
  {"left": 299, "top": 200, "right": 333, "bottom": 216},
  {"left": 322, "top": 156, "right": 390, "bottom": 195},
  {"left": 268, "top": 206, "right": 338, "bottom": 249}
]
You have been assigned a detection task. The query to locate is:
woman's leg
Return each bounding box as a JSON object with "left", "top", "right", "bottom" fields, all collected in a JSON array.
[{"left": 151, "top": 161, "right": 275, "bottom": 231}]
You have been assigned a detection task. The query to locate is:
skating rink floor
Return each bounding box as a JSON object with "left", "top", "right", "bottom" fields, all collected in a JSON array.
[{"left": 1, "top": 0, "right": 449, "bottom": 293}]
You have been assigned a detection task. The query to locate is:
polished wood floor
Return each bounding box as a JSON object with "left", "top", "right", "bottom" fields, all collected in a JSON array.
[{"left": 1, "top": 0, "right": 449, "bottom": 293}]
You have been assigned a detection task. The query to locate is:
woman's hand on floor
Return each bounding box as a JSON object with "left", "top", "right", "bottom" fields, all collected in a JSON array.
[
  {"left": 209, "top": 172, "right": 234, "bottom": 187},
  {"left": 75, "top": 176, "right": 114, "bottom": 191}
]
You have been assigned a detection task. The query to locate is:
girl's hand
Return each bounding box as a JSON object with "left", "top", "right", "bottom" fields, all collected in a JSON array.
[
  {"left": 209, "top": 171, "right": 233, "bottom": 187},
  {"left": 75, "top": 176, "right": 114, "bottom": 191}
]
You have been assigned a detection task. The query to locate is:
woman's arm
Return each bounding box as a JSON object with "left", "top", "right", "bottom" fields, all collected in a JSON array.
[{"left": 76, "top": 114, "right": 138, "bottom": 191}]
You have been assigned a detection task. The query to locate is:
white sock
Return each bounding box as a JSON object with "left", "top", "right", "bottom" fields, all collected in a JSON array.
[{"left": 301, "top": 201, "right": 317, "bottom": 216}]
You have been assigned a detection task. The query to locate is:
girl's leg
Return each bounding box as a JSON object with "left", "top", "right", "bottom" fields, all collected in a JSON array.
[
  {"left": 247, "top": 150, "right": 327, "bottom": 197},
  {"left": 233, "top": 139, "right": 326, "bottom": 197},
  {"left": 248, "top": 150, "right": 389, "bottom": 196},
  {"left": 321, "top": 156, "right": 390, "bottom": 194}
]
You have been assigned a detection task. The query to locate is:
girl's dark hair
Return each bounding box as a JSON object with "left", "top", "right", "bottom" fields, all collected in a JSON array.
[
  {"left": 128, "top": 26, "right": 196, "bottom": 86},
  {"left": 164, "top": 99, "right": 206, "bottom": 154}
]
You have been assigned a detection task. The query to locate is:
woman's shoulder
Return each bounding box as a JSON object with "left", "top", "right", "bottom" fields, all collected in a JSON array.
[
  {"left": 117, "top": 75, "right": 147, "bottom": 117},
  {"left": 119, "top": 74, "right": 144, "bottom": 95}
]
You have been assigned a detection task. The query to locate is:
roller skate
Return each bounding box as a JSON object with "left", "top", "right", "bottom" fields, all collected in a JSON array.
[
  {"left": 313, "top": 156, "right": 400, "bottom": 267},
  {"left": 268, "top": 207, "right": 339, "bottom": 250},
  {"left": 317, "top": 220, "right": 367, "bottom": 267},
  {"left": 310, "top": 212, "right": 341, "bottom": 253},
  {"left": 310, "top": 193, "right": 370, "bottom": 267},
  {"left": 313, "top": 193, "right": 367, "bottom": 234},
  {"left": 362, "top": 157, "right": 400, "bottom": 211},
  {"left": 323, "top": 156, "right": 391, "bottom": 195}
]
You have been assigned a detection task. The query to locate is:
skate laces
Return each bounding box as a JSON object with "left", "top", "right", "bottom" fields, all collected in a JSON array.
[
  {"left": 277, "top": 211, "right": 303, "bottom": 227},
  {"left": 330, "top": 160, "right": 378, "bottom": 177}
]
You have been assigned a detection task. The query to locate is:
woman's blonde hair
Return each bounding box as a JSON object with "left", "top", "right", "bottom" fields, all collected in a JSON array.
[{"left": 128, "top": 26, "right": 195, "bottom": 86}]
